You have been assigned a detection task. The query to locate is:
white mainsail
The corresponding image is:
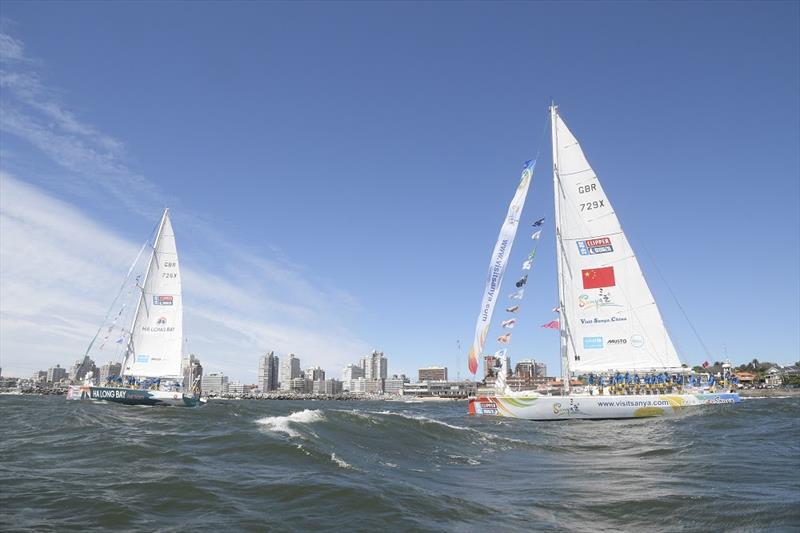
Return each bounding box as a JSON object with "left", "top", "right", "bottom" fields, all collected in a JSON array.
[
  {"left": 551, "top": 107, "right": 682, "bottom": 373},
  {"left": 468, "top": 160, "right": 535, "bottom": 374},
  {"left": 122, "top": 209, "right": 184, "bottom": 379}
]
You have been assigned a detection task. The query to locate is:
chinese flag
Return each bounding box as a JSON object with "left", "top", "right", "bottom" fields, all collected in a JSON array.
[{"left": 582, "top": 267, "right": 615, "bottom": 289}]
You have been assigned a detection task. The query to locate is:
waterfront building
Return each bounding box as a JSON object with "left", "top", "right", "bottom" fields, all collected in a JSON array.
[
  {"left": 418, "top": 366, "right": 448, "bottom": 382},
  {"left": 366, "top": 378, "right": 384, "bottom": 394},
  {"left": 258, "top": 351, "right": 280, "bottom": 392},
  {"left": 32, "top": 370, "right": 47, "bottom": 383},
  {"left": 345, "top": 377, "right": 367, "bottom": 394},
  {"left": 47, "top": 365, "right": 67, "bottom": 383},
  {"left": 98, "top": 362, "right": 122, "bottom": 383},
  {"left": 305, "top": 366, "right": 325, "bottom": 382},
  {"left": 483, "top": 355, "right": 498, "bottom": 379},
  {"left": 68, "top": 356, "right": 97, "bottom": 382},
  {"left": 534, "top": 361, "right": 547, "bottom": 378},
  {"left": 228, "top": 382, "right": 248, "bottom": 395},
  {"left": 289, "top": 377, "right": 311, "bottom": 394},
  {"left": 201, "top": 373, "right": 229, "bottom": 395},
  {"left": 363, "top": 350, "right": 388, "bottom": 380},
  {"left": 342, "top": 363, "right": 364, "bottom": 382},
  {"left": 384, "top": 376, "right": 405, "bottom": 396},
  {"left": 323, "top": 379, "right": 343, "bottom": 395},
  {"left": 280, "top": 354, "right": 301, "bottom": 390},
  {"left": 182, "top": 354, "right": 203, "bottom": 393},
  {"left": 403, "top": 380, "right": 477, "bottom": 399}
]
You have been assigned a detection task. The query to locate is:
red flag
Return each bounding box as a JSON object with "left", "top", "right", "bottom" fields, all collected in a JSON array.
[
  {"left": 702, "top": 361, "right": 709, "bottom": 368},
  {"left": 582, "top": 266, "right": 616, "bottom": 289},
  {"left": 541, "top": 320, "right": 560, "bottom": 330}
]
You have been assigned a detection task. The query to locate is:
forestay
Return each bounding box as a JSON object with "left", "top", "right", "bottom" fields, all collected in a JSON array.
[
  {"left": 552, "top": 111, "right": 681, "bottom": 373},
  {"left": 122, "top": 209, "right": 184, "bottom": 379}
]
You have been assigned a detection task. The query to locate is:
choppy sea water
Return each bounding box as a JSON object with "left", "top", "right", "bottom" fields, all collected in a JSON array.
[{"left": 0, "top": 395, "right": 798, "bottom": 532}]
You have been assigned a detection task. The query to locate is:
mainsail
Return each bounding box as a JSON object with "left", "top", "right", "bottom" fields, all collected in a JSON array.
[
  {"left": 468, "top": 160, "right": 535, "bottom": 374},
  {"left": 122, "top": 209, "right": 184, "bottom": 379},
  {"left": 551, "top": 107, "right": 682, "bottom": 373}
]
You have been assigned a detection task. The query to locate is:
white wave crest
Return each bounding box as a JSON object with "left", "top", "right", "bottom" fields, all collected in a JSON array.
[
  {"left": 330, "top": 452, "right": 351, "bottom": 469},
  {"left": 256, "top": 409, "right": 324, "bottom": 437}
]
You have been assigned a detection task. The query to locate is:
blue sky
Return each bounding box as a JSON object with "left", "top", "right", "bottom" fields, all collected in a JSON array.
[{"left": 1, "top": 1, "right": 798, "bottom": 381}]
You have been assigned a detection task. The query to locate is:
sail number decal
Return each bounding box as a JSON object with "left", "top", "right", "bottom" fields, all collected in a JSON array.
[
  {"left": 162, "top": 272, "right": 178, "bottom": 278},
  {"left": 580, "top": 200, "right": 605, "bottom": 211}
]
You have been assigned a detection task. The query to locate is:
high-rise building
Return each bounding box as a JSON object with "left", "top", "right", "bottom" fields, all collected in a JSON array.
[
  {"left": 534, "top": 361, "right": 547, "bottom": 378},
  {"left": 98, "top": 362, "right": 123, "bottom": 383},
  {"left": 32, "top": 370, "right": 47, "bottom": 382},
  {"left": 183, "top": 354, "right": 203, "bottom": 394},
  {"left": 418, "top": 366, "right": 448, "bottom": 382},
  {"left": 484, "top": 355, "right": 498, "bottom": 379},
  {"left": 305, "top": 366, "right": 325, "bottom": 382},
  {"left": 201, "top": 373, "right": 228, "bottom": 395},
  {"left": 69, "top": 356, "right": 97, "bottom": 382},
  {"left": 47, "top": 365, "right": 67, "bottom": 383},
  {"left": 363, "top": 350, "right": 387, "bottom": 380},
  {"left": 280, "top": 354, "right": 301, "bottom": 390},
  {"left": 258, "top": 351, "right": 280, "bottom": 392},
  {"left": 342, "top": 363, "right": 364, "bottom": 381}
]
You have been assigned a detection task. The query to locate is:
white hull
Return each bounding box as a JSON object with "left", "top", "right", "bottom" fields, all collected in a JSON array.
[
  {"left": 66, "top": 385, "right": 201, "bottom": 407},
  {"left": 469, "top": 392, "right": 740, "bottom": 420}
]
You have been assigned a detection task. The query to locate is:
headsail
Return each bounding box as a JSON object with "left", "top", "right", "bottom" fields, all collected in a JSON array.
[
  {"left": 552, "top": 108, "right": 682, "bottom": 373},
  {"left": 468, "top": 160, "right": 535, "bottom": 374},
  {"left": 122, "top": 209, "right": 184, "bottom": 379}
]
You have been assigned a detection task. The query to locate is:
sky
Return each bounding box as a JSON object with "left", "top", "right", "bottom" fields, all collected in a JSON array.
[{"left": 1, "top": 1, "right": 798, "bottom": 382}]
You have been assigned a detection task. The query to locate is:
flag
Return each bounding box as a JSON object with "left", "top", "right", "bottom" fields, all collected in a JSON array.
[
  {"left": 505, "top": 305, "right": 519, "bottom": 313},
  {"left": 494, "top": 349, "right": 507, "bottom": 358},
  {"left": 522, "top": 259, "right": 533, "bottom": 270},
  {"left": 497, "top": 333, "right": 512, "bottom": 344},
  {"left": 581, "top": 266, "right": 616, "bottom": 289},
  {"left": 501, "top": 319, "right": 516, "bottom": 329},
  {"left": 531, "top": 230, "right": 542, "bottom": 240},
  {"left": 552, "top": 306, "right": 560, "bottom": 313},
  {"left": 702, "top": 361, "right": 709, "bottom": 368},
  {"left": 509, "top": 289, "right": 525, "bottom": 300},
  {"left": 541, "top": 320, "right": 560, "bottom": 329},
  {"left": 532, "top": 217, "right": 545, "bottom": 227},
  {"left": 515, "top": 275, "right": 528, "bottom": 288},
  {"left": 116, "top": 337, "right": 124, "bottom": 344}
]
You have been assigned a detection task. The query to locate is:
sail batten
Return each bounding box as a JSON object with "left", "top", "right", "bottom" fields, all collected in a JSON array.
[
  {"left": 553, "top": 109, "right": 682, "bottom": 373},
  {"left": 122, "top": 209, "right": 184, "bottom": 379}
]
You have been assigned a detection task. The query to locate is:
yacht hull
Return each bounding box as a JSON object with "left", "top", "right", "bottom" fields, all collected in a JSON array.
[
  {"left": 66, "top": 385, "right": 201, "bottom": 407},
  {"left": 468, "top": 392, "right": 740, "bottom": 420}
]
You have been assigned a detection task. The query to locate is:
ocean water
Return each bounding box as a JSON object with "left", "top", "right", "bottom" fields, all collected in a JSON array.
[{"left": 1, "top": 395, "right": 798, "bottom": 532}]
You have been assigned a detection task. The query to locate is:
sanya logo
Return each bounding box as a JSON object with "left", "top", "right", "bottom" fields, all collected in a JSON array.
[
  {"left": 630, "top": 334, "right": 645, "bottom": 348},
  {"left": 157, "top": 316, "right": 167, "bottom": 325},
  {"left": 577, "top": 288, "right": 623, "bottom": 311}
]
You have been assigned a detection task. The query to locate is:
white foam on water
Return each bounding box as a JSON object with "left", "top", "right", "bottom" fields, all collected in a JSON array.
[
  {"left": 256, "top": 409, "right": 324, "bottom": 437},
  {"left": 330, "top": 452, "right": 351, "bottom": 469}
]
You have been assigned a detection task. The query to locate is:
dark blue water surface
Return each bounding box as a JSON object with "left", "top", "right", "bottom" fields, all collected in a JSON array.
[{"left": 1, "top": 395, "right": 798, "bottom": 532}]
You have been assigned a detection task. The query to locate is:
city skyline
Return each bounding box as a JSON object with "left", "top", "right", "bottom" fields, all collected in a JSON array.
[{"left": 1, "top": 3, "right": 798, "bottom": 382}]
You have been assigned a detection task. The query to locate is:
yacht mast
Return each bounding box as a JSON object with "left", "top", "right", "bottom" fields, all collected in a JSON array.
[{"left": 550, "top": 104, "right": 571, "bottom": 395}]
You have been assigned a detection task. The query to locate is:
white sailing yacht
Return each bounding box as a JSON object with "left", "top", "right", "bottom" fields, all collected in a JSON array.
[
  {"left": 468, "top": 105, "right": 740, "bottom": 420},
  {"left": 67, "top": 208, "right": 201, "bottom": 407}
]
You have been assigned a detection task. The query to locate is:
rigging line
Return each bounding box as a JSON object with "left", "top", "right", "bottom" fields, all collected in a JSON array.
[
  {"left": 83, "top": 238, "right": 150, "bottom": 359},
  {"left": 533, "top": 109, "right": 550, "bottom": 164},
  {"left": 638, "top": 239, "right": 714, "bottom": 361}
]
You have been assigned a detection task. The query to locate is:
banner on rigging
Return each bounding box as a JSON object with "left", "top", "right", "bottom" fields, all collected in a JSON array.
[{"left": 467, "top": 160, "right": 535, "bottom": 374}]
